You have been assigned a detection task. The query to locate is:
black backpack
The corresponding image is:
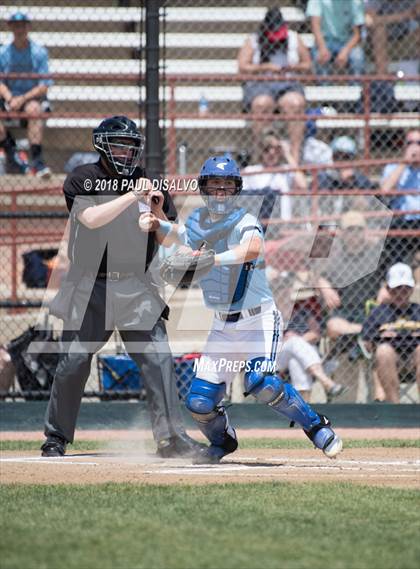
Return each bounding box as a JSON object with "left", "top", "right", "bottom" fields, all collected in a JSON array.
[{"left": 7, "top": 326, "right": 60, "bottom": 399}]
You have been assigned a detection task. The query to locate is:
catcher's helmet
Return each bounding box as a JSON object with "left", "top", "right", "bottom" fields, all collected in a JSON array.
[
  {"left": 92, "top": 115, "right": 145, "bottom": 176},
  {"left": 198, "top": 156, "right": 242, "bottom": 214}
]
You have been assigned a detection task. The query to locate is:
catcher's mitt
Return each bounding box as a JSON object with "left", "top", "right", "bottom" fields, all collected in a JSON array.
[{"left": 160, "top": 248, "right": 215, "bottom": 286}]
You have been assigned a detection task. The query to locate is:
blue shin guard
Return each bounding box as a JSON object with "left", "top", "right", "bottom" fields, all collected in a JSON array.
[
  {"left": 244, "top": 360, "right": 342, "bottom": 457},
  {"left": 185, "top": 379, "right": 238, "bottom": 463}
]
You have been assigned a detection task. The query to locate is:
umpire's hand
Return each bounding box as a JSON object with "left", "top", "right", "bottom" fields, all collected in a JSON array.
[
  {"left": 138, "top": 212, "right": 160, "bottom": 232},
  {"left": 148, "top": 190, "right": 165, "bottom": 213}
]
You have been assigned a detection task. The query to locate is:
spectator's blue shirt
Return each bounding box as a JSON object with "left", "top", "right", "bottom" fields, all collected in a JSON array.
[
  {"left": 381, "top": 164, "right": 420, "bottom": 220},
  {"left": 0, "top": 40, "right": 52, "bottom": 97},
  {"left": 362, "top": 302, "right": 420, "bottom": 352},
  {"left": 307, "top": 0, "right": 365, "bottom": 43}
]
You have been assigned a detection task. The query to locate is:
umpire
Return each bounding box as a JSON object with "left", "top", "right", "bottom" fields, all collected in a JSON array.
[{"left": 41, "top": 115, "right": 202, "bottom": 458}]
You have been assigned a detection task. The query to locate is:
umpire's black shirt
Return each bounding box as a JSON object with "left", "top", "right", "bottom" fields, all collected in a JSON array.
[{"left": 64, "top": 160, "right": 176, "bottom": 277}]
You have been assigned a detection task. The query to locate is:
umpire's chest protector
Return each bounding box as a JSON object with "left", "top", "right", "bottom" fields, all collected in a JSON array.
[{"left": 185, "top": 207, "right": 251, "bottom": 306}]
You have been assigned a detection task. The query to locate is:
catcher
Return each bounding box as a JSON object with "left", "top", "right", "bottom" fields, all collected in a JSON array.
[{"left": 139, "top": 156, "right": 343, "bottom": 464}]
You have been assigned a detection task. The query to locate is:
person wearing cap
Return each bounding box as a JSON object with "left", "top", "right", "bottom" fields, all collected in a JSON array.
[
  {"left": 306, "top": 0, "right": 365, "bottom": 76},
  {"left": 317, "top": 135, "right": 377, "bottom": 215},
  {"left": 318, "top": 210, "right": 386, "bottom": 344},
  {"left": 361, "top": 263, "right": 419, "bottom": 403},
  {"left": 238, "top": 7, "right": 311, "bottom": 163},
  {"left": 0, "top": 12, "right": 52, "bottom": 177}
]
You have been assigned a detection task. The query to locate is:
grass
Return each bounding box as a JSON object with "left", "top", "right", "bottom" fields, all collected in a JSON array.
[
  {"left": 1, "top": 482, "right": 419, "bottom": 569},
  {"left": 1, "top": 438, "right": 419, "bottom": 452}
]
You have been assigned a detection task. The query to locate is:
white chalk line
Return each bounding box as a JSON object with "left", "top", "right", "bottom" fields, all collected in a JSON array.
[
  {"left": 263, "top": 457, "right": 420, "bottom": 467},
  {"left": 150, "top": 469, "right": 419, "bottom": 478},
  {"left": 148, "top": 465, "right": 420, "bottom": 475},
  {"left": 0, "top": 457, "right": 99, "bottom": 465},
  {"left": 2, "top": 455, "right": 419, "bottom": 477}
]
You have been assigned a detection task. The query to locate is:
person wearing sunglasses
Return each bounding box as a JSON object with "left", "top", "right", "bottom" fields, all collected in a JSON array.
[{"left": 242, "top": 128, "right": 307, "bottom": 221}]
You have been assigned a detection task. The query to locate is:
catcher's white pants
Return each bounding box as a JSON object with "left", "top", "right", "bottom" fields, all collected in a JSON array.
[{"left": 196, "top": 301, "right": 283, "bottom": 385}]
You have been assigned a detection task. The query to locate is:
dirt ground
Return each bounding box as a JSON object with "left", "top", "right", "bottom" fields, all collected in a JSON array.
[{"left": 1, "top": 429, "right": 419, "bottom": 489}]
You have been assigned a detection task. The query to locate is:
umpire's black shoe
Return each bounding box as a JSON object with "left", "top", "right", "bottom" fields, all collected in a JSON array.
[
  {"left": 41, "top": 435, "right": 67, "bottom": 457},
  {"left": 156, "top": 438, "right": 179, "bottom": 458}
]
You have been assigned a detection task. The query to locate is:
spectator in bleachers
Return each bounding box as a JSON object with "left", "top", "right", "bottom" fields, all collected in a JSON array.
[
  {"left": 321, "top": 136, "right": 377, "bottom": 190},
  {"left": 317, "top": 135, "right": 377, "bottom": 214},
  {"left": 307, "top": 0, "right": 365, "bottom": 76},
  {"left": 365, "top": 0, "right": 419, "bottom": 74},
  {"left": 381, "top": 128, "right": 420, "bottom": 262},
  {"left": 361, "top": 262, "right": 420, "bottom": 402},
  {"left": 301, "top": 120, "right": 333, "bottom": 166},
  {"left": 317, "top": 211, "right": 385, "bottom": 346},
  {"left": 381, "top": 129, "right": 420, "bottom": 220},
  {"left": 0, "top": 12, "right": 52, "bottom": 177},
  {"left": 238, "top": 7, "right": 311, "bottom": 163},
  {"left": 278, "top": 274, "right": 345, "bottom": 401},
  {"left": 318, "top": 136, "right": 378, "bottom": 213},
  {"left": 242, "top": 128, "right": 307, "bottom": 220}
]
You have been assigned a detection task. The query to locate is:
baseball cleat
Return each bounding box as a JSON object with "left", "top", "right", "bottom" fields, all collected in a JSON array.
[
  {"left": 193, "top": 444, "right": 232, "bottom": 465},
  {"left": 41, "top": 435, "right": 67, "bottom": 457},
  {"left": 156, "top": 435, "right": 206, "bottom": 459},
  {"left": 322, "top": 433, "right": 343, "bottom": 458},
  {"left": 304, "top": 414, "right": 343, "bottom": 459}
]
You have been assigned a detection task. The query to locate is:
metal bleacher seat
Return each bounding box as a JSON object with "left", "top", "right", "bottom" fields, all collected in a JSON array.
[
  {"left": 0, "top": 6, "right": 305, "bottom": 24},
  {"left": 1, "top": 29, "right": 418, "bottom": 106},
  {"left": 0, "top": 2, "right": 418, "bottom": 169}
]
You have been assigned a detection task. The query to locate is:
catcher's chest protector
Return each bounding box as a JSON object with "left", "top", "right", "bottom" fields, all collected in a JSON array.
[{"left": 185, "top": 208, "right": 252, "bottom": 306}]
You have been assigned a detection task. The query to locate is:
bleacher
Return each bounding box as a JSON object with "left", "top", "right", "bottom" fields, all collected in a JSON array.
[{"left": 0, "top": 1, "right": 419, "bottom": 171}]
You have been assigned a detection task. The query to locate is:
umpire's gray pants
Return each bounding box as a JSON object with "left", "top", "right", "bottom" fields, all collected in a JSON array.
[{"left": 45, "top": 277, "right": 186, "bottom": 444}]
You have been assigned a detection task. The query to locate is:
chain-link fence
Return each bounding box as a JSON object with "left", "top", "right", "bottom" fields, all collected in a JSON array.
[{"left": 0, "top": 1, "right": 419, "bottom": 404}]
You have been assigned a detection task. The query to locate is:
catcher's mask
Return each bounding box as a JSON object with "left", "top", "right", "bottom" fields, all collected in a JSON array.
[
  {"left": 198, "top": 156, "right": 242, "bottom": 215},
  {"left": 92, "top": 115, "right": 145, "bottom": 176}
]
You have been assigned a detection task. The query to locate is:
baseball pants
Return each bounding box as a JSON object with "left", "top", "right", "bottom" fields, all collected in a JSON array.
[
  {"left": 195, "top": 301, "right": 283, "bottom": 385},
  {"left": 45, "top": 277, "right": 186, "bottom": 444}
]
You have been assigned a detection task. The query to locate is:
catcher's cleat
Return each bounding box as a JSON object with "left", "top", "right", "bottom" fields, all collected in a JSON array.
[
  {"left": 304, "top": 414, "right": 343, "bottom": 459},
  {"left": 192, "top": 430, "right": 238, "bottom": 465},
  {"left": 172, "top": 433, "right": 207, "bottom": 457},
  {"left": 41, "top": 435, "right": 67, "bottom": 457},
  {"left": 193, "top": 446, "right": 226, "bottom": 465},
  {"left": 322, "top": 433, "right": 343, "bottom": 458},
  {"left": 156, "top": 435, "right": 206, "bottom": 459}
]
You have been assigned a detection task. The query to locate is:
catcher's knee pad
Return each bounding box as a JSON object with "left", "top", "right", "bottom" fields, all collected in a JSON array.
[
  {"left": 244, "top": 358, "right": 284, "bottom": 405},
  {"left": 185, "top": 378, "right": 225, "bottom": 422}
]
